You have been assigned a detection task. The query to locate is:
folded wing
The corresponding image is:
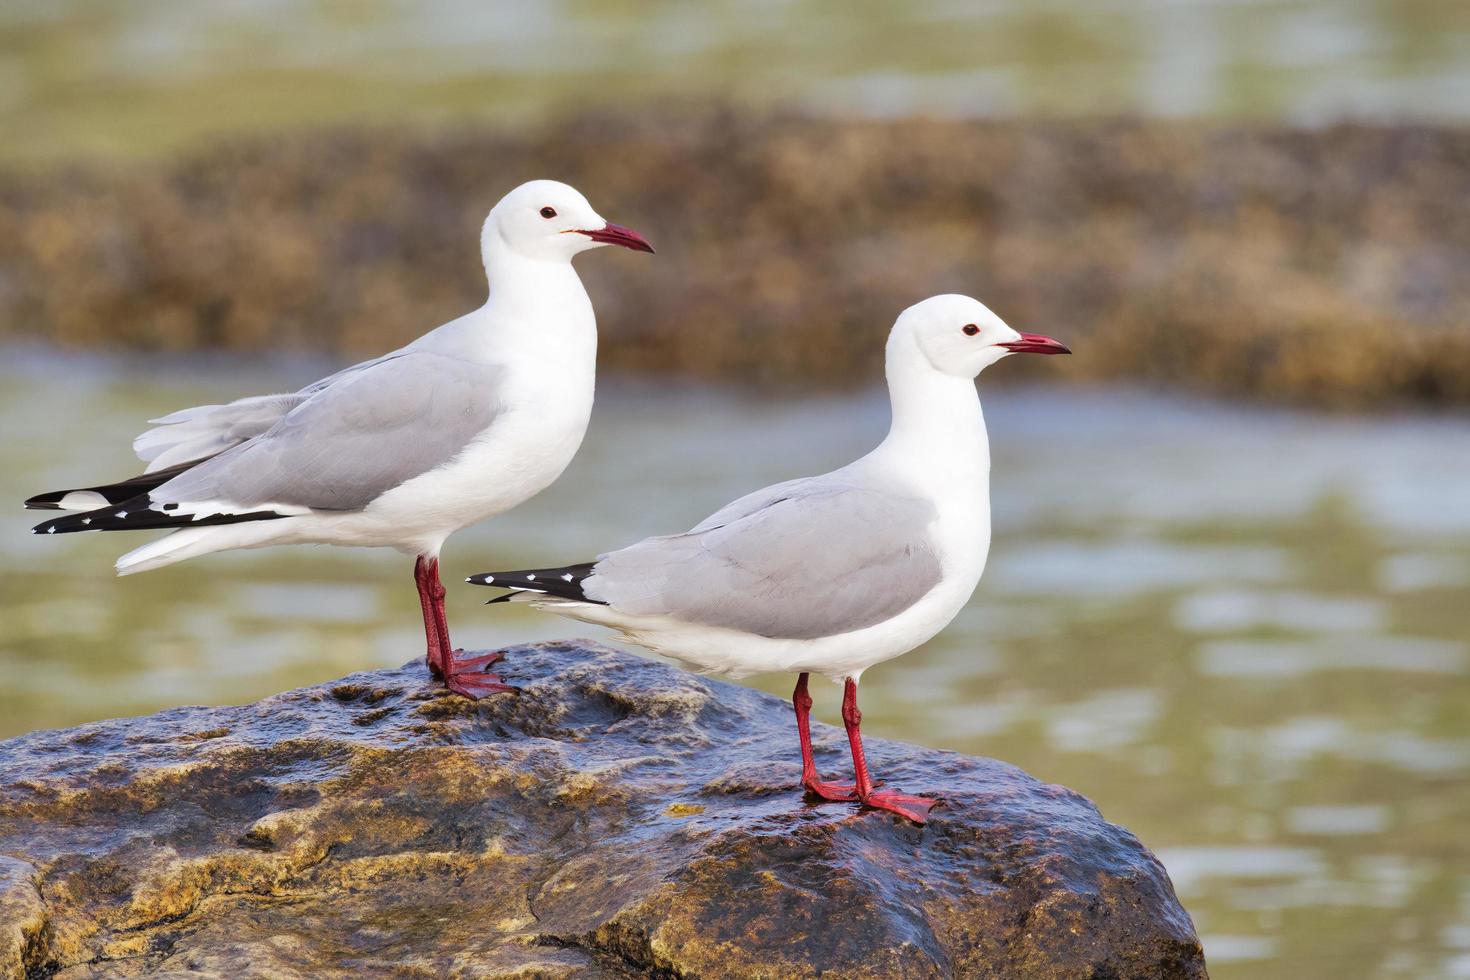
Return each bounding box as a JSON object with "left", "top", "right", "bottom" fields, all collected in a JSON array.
[
  {"left": 583, "top": 479, "right": 943, "bottom": 640},
  {"left": 132, "top": 351, "right": 406, "bottom": 473},
  {"left": 34, "top": 352, "right": 503, "bottom": 534}
]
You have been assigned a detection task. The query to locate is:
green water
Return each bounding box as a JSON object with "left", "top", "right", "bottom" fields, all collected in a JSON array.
[
  {"left": 2, "top": 350, "right": 1468, "bottom": 977},
  {"left": 3, "top": 0, "right": 1469, "bottom": 162}
]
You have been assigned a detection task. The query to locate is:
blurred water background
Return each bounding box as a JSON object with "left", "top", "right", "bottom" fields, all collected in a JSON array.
[{"left": 3, "top": 3, "right": 1469, "bottom": 978}]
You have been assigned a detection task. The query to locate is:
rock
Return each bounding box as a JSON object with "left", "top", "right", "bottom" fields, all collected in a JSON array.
[{"left": 0, "top": 641, "right": 1206, "bottom": 979}]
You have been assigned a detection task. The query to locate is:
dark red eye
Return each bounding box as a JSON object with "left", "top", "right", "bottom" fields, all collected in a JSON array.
[
  {"left": 540, "top": 207, "right": 557, "bottom": 219},
  {"left": 962, "top": 323, "right": 980, "bottom": 336}
]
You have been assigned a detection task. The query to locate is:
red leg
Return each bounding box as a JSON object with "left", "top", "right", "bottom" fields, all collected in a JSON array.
[
  {"left": 414, "top": 556, "right": 445, "bottom": 679},
  {"left": 420, "top": 555, "right": 512, "bottom": 699},
  {"left": 793, "top": 673, "right": 856, "bottom": 802},
  {"left": 839, "top": 678, "right": 937, "bottom": 824}
]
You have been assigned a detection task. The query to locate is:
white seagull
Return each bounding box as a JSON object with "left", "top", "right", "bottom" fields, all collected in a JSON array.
[
  {"left": 469, "top": 294, "right": 1069, "bottom": 822},
  {"left": 27, "top": 179, "right": 654, "bottom": 698}
]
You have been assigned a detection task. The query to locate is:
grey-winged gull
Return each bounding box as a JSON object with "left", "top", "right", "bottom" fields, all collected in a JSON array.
[
  {"left": 27, "top": 179, "right": 654, "bottom": 699},
  {"left": 468, "top": 293, "right": 1069, "bottom": 822}
]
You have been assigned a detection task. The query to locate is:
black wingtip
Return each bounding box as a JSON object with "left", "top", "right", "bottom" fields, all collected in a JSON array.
[
  {"left": 33, "top": 498, "right": 291, "bottom": 535},
  {"left": 23, "top": 458, "right": 214, "bottom": 516},
  {"left": 24, "top": 490, "right": 67, "bottom": 510},
  {"left": 469, "top": 562, "right": 604, "bottom": 604}
]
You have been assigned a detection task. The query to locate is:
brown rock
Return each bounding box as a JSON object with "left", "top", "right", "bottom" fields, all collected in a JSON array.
[{"left": 0, "top": 642, "right": 1206, "bottom": 978}]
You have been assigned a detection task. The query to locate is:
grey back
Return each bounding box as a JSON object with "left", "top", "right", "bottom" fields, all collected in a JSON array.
[{"left": 585, "top": 477, "right": 943, "bottom": 640}]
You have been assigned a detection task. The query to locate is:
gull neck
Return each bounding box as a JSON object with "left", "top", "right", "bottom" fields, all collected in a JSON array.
[{"left": 875, "top": 333, "right": 990, "bottom": 483}]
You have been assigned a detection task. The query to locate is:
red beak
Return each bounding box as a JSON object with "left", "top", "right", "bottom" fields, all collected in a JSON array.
[
  {"left": 577, "top": 222, "right": 655, "bottom": 254},
  {"left": 999, "top": 332, "right": 1070, "bottom": 355}
]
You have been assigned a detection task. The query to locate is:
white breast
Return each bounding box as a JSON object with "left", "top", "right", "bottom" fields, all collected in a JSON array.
[{"left": 358, "top": 356, "right": 595, "bottom": 555}]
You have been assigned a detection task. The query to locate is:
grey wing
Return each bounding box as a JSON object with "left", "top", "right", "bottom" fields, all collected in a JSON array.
[
  {"left": 688, "top": 476, "right": 816, "bottom": 533},
  {"left": 133, "top": 351, "right": 408, "bottom": 474},
  {"left": 150, "top": 351, "right": 503, "bottom": 513},
  {"left": 584, "top": 480, "right": 943, "bottom": 640}
]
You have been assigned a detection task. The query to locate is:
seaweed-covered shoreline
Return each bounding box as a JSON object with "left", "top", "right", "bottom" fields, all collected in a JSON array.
[{"left": 3, "top": 110, "right": 1467, "bottom": 406}]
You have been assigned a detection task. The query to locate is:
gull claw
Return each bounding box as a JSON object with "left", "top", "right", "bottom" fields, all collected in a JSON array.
[{"left": 859, "top": 791, "right": 938, "bottom": 825}]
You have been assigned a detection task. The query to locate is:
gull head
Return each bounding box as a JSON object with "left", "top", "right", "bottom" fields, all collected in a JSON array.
[
  {"left": 895, "top": 293, "right": 1069, "bottom": 379},
  {"left": 483, "top": 179, "right": 654, "bottom": 264}
]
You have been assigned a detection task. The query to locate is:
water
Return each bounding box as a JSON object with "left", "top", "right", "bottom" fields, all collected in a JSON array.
[
  {"left": 3, "top": 0, "right": 1469, "bottom": 161},
  {"left": 3, "top": 350, "right": 1469, "bottom": 978}
]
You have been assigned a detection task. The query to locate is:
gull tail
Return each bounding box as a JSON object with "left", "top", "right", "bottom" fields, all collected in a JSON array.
[
  {"left": 115, "top": 528, "right": 218, "bottom": 576},
  {"left": 467, "top": 562, "right": 605, "bottom": 605},
  {"left": 24, "top": 459, "right": 208, "bottom": 512}
]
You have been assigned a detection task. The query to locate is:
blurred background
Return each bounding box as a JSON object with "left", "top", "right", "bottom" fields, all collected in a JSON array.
[{"left": 3, "top": 3, "right": 1469, "bottom": 977}]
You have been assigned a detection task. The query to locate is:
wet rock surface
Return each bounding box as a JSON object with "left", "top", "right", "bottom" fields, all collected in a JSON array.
[{"left": 0, "top": 642, "right": 1205, "bottom": 979}]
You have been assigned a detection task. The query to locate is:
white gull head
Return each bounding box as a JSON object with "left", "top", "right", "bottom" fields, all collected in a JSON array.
[
  {"left": 481, "top": 179, "right": 654, "bottom": 266},
  {"left": 892, "top": 293, "right": 1070, "bottom": 380}
]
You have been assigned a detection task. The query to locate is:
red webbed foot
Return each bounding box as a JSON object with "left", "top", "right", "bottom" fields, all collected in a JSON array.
[
  {"left": 859, "top": 791, "right": 938, "bottom": 824},
  {"left": 443, "top": 650, "right": 514, "bottom": 699},
  {"left": 444, "top": 669, "right": 515, "bottom": 699},
  {"left": 802, "top": 778, "right": 858, "bottom": 803},
  {"left": 450, "top": 649, "right": 505, "bottom": 672}
]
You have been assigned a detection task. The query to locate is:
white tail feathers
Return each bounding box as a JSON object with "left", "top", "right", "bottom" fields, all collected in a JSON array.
[
  {"left": 134, "top": 393, "right": 303, "bottom": 473},
  {"left": 115, "top": 530, "right": 213, "bottom": 575},
  {"left": 115, "top": 520, "right": 300, "bottom": 575}
]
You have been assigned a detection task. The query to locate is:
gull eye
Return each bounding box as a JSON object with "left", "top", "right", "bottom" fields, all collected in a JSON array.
[
  {"left": 962, "top": 323, "right": 980, "bottom": 336},
  {"left": 540, "top": 206, "right": 557, "bottom": 219}
]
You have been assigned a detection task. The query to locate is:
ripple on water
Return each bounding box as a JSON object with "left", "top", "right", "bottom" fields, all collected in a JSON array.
[
  {"left": 988, "top": 539, "right": 1290, "bottom": 597},
  {"left": 1043, "top": 688, "right": 1161, "bottom": 753},
  {"left": 1199, "top": 934, "right": 1279, "bottom": 964},
  {"left": 1174, "top": 589, "right": 1387, "bottom": 633},
  {"left": 1195, "top": 636, "right": 1468, "bottom": 678},
  {"left": 232, "top": 582, "right": 381, "bottom": 622},
  {"left": 1153, "top": 845, "right": 1327, "bottom": 894},
  {"left": 1286, "top": 804, "right": 1391, "bottom": 836},
  {"left": 1215, "top": 717, "right": 1470, "bottom": 779},
  {"left": 917, "top": 698, "right": 1033, "bottom": 741},
  {"left": 1378, "top": 552, "right": 1470, "bottom": 593}
]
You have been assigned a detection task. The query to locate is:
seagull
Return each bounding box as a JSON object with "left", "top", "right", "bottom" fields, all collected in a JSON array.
[
  {"left": 25, "top": 179, "right": 654, "bottom": 699},
  {"left": 468, "top": 294, "right": 1069, "bottom": 822}
]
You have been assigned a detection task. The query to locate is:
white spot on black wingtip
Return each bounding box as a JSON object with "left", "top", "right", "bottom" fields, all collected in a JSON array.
[
  {"left": 526, "top": 573, "right": 536, "bottom": 581},
  {"left": 562, "top": 573, "right": 574, "bottom": 581},
  {"left": 46, "top": 526, "right": 56, "bottom": 534},
  {"left": 116, "top": 510, "right": 128, "bottom": 519},
  {"left": 483, "top": 575, "right": 494, "bottom": 583},
  {"left": 82, "top": 517, "right": 92, "bottom": 525}
]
